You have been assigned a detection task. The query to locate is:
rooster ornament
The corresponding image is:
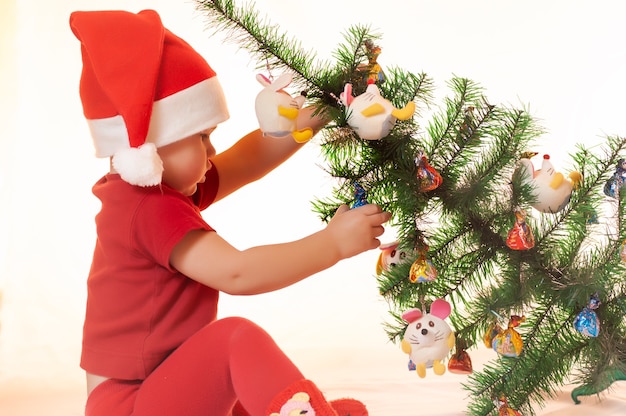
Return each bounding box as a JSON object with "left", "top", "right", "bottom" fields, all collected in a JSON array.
[
  {"left": 254, "top": 73, "right": 313, "bottom": 143},
  {"left": 515, "top": 153, "right": 582, "bottom": 213},
  {"left": 340, "top": 80, "right": 415, "bottom": 141},
  {"left": 401, "top": 299, "right": 455, "bottom": 378}
]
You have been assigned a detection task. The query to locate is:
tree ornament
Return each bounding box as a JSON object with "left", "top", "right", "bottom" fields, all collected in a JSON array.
[
  {"left": 573, "top": 293, "right": 601, "bottom": 337},
  {"left": 494, "top": 395, "right": 522, "bottom": 416},
  {"left": 571, "top": 367, "right": 626, "bottom": 404},
  {"left": 408, "top": 246, "right": 437, "bottom": 283},
  {"left": 254, "top": 73, "right": 313, "bottom": 143},
  {"left": 457, "top": 106, "right": 479, "bottom": 143},
  {"left": 603, "top": 158, "right": 626, "bottom": 198},
  {"left": 448, "top": 348, "right": 473, "bottom": 375},
  {"left": 356, "top": 39, "right": 385, "bottom": 84},
  {"left": 620, "top": 239, "right": 626, "bottom": 262},
  {"left": 339, "top": 80, "right": 416, "bottom": 141},
  {"left": 505, "top": 209, "right": 535, "bottom": 250},
  {"left": 350, "top": 182, "right": 369, "bottom": 208},
  {"left": 184, "top": 3, "right": 626, "bottom": 411},
  {"left": 492, "top": 315, "right": 526, "bottom": 357},
  {"left": 376, "top": 240, "right": 411, "bottom": 275},
  {"left": 415, "top": 151, "right": 443, "bottom": 192},
  {"left": 401, "top": 299, "right": 455, "bottom": 378},
  {"left": 514, "top": 153, "right": 582, "bottom": 213},
  {"left": 483, "top": 321, "right": 504, "bottom": 348}
]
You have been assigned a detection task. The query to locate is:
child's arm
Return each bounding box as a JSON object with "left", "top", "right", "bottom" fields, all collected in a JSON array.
[
  {"left": 170, "top": 203, "right": 391, "bottom": 295},
  {"left": 210, "top": 106, "right": 327, "bottom": 202}
]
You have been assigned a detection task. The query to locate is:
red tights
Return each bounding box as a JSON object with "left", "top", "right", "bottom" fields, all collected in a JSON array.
[{"left": 85, "top": 317, "right": 304, "bottom": 416}]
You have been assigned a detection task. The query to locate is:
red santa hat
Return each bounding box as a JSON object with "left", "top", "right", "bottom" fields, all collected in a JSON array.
[{"left": 70, "top": 9, "right": 229, "bottom": 186}]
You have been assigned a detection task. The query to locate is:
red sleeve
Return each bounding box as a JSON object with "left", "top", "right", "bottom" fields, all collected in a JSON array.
[{"left": 132, "top": 190, "right": 214, "bottom": 272}]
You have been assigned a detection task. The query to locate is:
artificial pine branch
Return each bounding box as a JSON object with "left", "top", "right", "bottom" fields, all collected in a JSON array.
[{"left": 195, "top": 1, "right": 626, "bottom": 414}]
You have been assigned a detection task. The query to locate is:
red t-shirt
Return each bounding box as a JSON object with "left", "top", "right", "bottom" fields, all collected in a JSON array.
[{"left": 80, "top": 168, "right": 220, "bottom": 380}]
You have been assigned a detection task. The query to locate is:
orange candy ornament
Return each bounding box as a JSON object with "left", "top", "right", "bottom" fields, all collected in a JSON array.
[
  {"left": 494, "top": 396, "right": 522, "bottom": 416},
  {"left": 409, "top": 247, "right": 437, "bottom": 283},
  {"left": 492, "top": 315, "right": 525, "bottom": 357}
]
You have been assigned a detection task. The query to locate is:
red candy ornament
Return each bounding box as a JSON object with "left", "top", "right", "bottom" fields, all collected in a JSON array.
[
  {"left": 506, "top": 209, "right": 535, "bottom": 250},
  {"left": 448, "top": 349, "right": 473, "bottom": 375},
  {"left": 415, "top": 151, "right": 443, "bottom": 192}
]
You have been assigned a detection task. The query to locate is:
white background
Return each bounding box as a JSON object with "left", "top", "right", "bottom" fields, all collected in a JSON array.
[{"left": 1, "top": 0, "right": 625, "bottom": 413}]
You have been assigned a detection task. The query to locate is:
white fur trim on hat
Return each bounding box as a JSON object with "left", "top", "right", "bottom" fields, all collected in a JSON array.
[
  {"left": 88, "top": 77, "right": 229, "bottom": 159},
  {"left": 112, "top": 143, "right": 163, "bottom": 187}
]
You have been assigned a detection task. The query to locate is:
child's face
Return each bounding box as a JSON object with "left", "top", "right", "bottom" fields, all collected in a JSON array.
[{"left": 158, "top": 127, "right": 216, "bottom": 196}]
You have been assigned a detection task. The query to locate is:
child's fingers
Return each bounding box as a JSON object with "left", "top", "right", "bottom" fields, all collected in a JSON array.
[{"left": 334, "top": 204, "right": 350, "bottom": 215}]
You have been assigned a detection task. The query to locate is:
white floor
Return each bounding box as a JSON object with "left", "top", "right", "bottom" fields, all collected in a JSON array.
[{"left": 1, "top": 344, "right": 625, "bottom": 416}]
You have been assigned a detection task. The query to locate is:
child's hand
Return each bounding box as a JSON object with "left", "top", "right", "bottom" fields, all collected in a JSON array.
[{"left": 325, "top": 204, "right": 392, "bottom": 260}]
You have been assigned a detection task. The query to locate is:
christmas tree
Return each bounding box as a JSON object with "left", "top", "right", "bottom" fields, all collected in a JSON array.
[{"left": 196, "top": 1, "right": 626, "bottom": 414}]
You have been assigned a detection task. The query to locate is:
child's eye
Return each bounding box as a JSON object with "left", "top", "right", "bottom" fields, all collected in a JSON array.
[{"left": 200, "top": 133, "right": 209, "bottom": 141}]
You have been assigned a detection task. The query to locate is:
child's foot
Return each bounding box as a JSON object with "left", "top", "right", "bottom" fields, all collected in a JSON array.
[
  {"left": 267, "top": 379, "right": 368, "bottom": 416},
  {"left": 330, "top": 398, "right": 369, "bottom": 416}
]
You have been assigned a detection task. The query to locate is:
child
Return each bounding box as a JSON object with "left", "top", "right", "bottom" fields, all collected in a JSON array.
[{"left": 70, "top": 9, "right": 390, "bottom": 416}]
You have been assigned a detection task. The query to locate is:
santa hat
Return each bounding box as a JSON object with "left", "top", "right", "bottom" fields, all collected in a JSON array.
[{"left": 70, "top": 9, "right": 229, "bottom": 186}]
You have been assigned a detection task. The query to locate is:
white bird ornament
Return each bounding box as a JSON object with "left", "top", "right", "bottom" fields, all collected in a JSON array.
[
  {"left": 255, "top": 73, "right": 313, "bottom": 143},
  {"left": 340, "top": 80, "right": 415, "bottom": 141},
  {"left": 515, "top": 153, "right": 582, "bottom": 213}
]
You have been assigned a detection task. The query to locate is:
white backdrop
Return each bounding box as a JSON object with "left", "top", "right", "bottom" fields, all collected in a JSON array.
[{"left": 1, "top": 0, "right": 626, "bottom": 412}]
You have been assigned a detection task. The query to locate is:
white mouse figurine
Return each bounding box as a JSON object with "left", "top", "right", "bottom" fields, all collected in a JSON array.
[
  {"left": 401, "top": 299, "right": 455, "bottom": 378},
  {"left": 254, "top": 73, "right": 313, "bottom": 143},
  {"left": 340, "top": 80, "right": 415, "bottom": 141}
]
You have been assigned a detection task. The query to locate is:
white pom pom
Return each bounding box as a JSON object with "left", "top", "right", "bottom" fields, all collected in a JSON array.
[{"left": 112, "top": 143, "right": 163, "bottom": 187}]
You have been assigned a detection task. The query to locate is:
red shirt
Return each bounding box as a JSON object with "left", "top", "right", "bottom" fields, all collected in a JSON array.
[{"left": 80, "top": 169, "right": 219, "bottom": 380}]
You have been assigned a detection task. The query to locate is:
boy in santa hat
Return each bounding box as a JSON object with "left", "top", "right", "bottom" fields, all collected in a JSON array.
[{"left": 70, "top": 9, "right": 389, "bottom": 416}]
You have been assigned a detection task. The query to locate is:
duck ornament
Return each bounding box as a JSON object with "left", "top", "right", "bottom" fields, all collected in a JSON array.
[
  {"left": 255, "top": 73, "right": 313, "bottom": 143},
  {"left": 514, "top": 153, "right": 582, "bottom": 213},
  {"left": 340, "top": 80, "right": 416, "bottom": 141}
]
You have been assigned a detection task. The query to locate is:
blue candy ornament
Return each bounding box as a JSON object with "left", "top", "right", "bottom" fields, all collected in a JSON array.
[
  {"left": 351, "top": 182, "right": 369, "bottom": 208},
  {"left": 574, "top": 294, "right": 601, "bottom": 337},
  {"left": 603, "top": 158, "right": 626, "bottom": 198}
]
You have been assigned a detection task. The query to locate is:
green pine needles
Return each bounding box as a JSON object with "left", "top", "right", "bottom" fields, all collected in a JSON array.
[{"left": 195, "top": 1, "right": 626, "bottom": 414}]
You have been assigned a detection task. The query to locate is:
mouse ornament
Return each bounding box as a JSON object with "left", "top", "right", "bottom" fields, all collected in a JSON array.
[
  {"left": 573, "top": 293, "right": 601, "bottom": 337},
  {"left": 401, "top": 299, "right": 455, "bottom": 378},
  {"left": 514, "top": 153, "right": 582, "bottom": 213},
  {"left": 340, "top": 80, "right": 416, "bottom": 141},
  {"left": 492, "top": 315, "right": 526, "bottom": 357},
  {"left": 376, "top": 241, "right": 411, "bottom": 275},
  {"left": 254, "top": 73, "right": 313, "bottom": 143}
]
